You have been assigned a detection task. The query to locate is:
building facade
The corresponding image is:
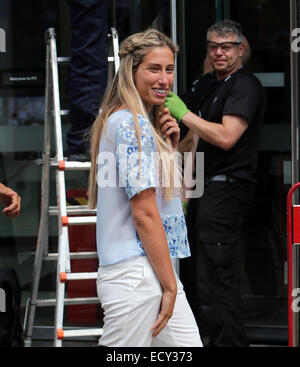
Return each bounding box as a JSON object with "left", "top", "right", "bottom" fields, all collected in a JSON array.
[{"left": 0, "top": 0, "right": 299, "bottom": 344}]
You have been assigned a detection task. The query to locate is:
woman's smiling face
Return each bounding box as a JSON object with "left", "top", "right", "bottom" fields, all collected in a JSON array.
[{"left": 134, "top": 46, "right": 175, "bottom": 111}]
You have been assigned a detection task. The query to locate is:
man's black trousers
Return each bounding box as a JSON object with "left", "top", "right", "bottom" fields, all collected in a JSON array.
[{"left": 181, "top": 180, "right": 255, "bottom": 347}]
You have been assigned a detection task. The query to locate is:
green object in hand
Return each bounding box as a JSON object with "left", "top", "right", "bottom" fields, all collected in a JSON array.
[
  {"left": 182, "top": 200, "right": 189, "bottom": 216},
  {"left": 165, "top": 91, "right": 190, "bottom": 121}
]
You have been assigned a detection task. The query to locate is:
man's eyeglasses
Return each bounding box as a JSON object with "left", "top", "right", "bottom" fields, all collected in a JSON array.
[{"left": 207, "top": 41, "right": 241, "bottom": 53}]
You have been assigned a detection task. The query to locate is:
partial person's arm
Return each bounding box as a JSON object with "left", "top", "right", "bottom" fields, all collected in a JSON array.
[
  {"left": 0, "top": 183, "right": 21, "bottom": 217},
  {"left": 130, "top": 188, "right": 177, "bottom": 337}
]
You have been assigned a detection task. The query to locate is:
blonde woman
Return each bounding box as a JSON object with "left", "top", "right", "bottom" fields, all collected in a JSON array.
[{"left": 88, "top": 29, "right": 202, "bottom": 347}]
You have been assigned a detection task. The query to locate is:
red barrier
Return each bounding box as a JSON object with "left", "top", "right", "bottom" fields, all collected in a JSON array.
[{"left": 287, "top": 182, "right": 300, "bottom": 347}]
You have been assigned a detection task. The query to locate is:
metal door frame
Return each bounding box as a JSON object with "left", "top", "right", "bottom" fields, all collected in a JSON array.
[
  {"left": 290, "top": 0, "right": 300, "bottom": 347},
  {"left": 290, "top": 0, "right": 299, "bottom": 188}
]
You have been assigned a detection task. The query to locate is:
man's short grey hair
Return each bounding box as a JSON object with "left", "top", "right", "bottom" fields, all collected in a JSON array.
[{"left": 207, "top": 19, "right": 243, "bottom": 43}]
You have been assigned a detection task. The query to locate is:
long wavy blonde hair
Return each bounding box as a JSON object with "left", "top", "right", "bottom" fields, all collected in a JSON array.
[{"left": 88, "top": 29, "right": 180, "bottom": 209}]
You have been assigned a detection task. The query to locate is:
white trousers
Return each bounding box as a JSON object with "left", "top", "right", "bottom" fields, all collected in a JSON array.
[{"left": 96, "top": 256, "right": 202, "bottom": 347}]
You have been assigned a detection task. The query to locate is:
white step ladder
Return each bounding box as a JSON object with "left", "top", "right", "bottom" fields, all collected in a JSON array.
[{"left": 23, "top": 27, "right": 119, "bottom": 347}]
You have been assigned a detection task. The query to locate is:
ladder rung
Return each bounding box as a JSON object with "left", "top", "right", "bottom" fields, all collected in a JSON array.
[
  {"left": 58, "top": 56, "right": 114, "bottom": 64},
  {"left": 57, "top": 328, "right": 103, "bottom": 339},
  {"left": 51, "top": 161, "right": 91, "bottom": 170},
  {"left": 61, "top": 272, "right": 98, "bottom": 281},
  {"left": 36, "top": 297, "right": 99, "bottom": 307},
  {"left": 66, "top": 216, "right": 97, "bottom": 226},
  {"left": 64, "top": 161, "right": 91, "bottom": 169},
  {"left": 57, "top": 56, "right": 70, "bottom": 64},
  {"left": 45, "top": 251, "right": 98, "bottom": 260},
  {"left": 49, "top": 205, "right": 96, "bottom": 216}
]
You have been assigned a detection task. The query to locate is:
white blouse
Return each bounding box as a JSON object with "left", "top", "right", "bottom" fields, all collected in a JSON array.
[{"left": 96, "top": 109, "right": 190, "bottom": 266}]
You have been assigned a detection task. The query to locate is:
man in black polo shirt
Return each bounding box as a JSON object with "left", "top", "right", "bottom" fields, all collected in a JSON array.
[{"left": 165, "top": 20, "right": 265, "bottom": 347}]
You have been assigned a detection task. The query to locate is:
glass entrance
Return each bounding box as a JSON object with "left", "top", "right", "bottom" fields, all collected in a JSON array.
[
  {"left": 228, "top": 0, "right": 290, "bottom": 344},
  {"left": 178, "top": 0, "right": 292, "bottom": 344}
]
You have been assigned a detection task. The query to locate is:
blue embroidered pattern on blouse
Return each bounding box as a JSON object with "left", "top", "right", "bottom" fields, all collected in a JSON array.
[
  {"left": 136, "top": 214, "right": 191, "bottom": 259},
  {"left": 115, "top": 113, "right": 190, "bottom": 259},
  {"left": 162, "top": 214, "right": 191, "bottom": 258},
  {"left": 116, "top": 114, "right": 157, "bottom": 200}
]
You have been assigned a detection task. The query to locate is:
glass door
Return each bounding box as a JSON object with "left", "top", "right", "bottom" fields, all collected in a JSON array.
[
  {"left": 178, "top": 0, "right": 292, "bottom": 344},
  {"left": 225, "top": 0, "right": 290, "bottom": 342},
  {"left": 290, "top": 0, "right": 300, "bottom": 347}
]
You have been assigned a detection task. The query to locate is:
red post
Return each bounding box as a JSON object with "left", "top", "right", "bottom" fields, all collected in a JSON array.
[{"left": 287, "top": 182, "right": 300, "bottom": 347}]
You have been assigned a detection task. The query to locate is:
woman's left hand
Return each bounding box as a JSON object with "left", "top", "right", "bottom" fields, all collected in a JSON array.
[{"left": 158, "top": 107, "right": 180, "bottom": 150}]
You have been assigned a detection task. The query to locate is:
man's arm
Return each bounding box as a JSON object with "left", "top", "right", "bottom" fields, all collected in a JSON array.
[
  {"left": 181, "top": 112, "right": 248, "bottom": 151},
  {"left": 165, "top": 91, "right": 248, "bottom": 150},
  {"left": 0, "top": 183, "right": 21, "bottom": 217}
]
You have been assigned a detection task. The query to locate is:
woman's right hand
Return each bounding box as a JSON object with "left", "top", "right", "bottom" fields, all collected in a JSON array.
[
  {"left": 151, "top": 288, "right": 177, "bottom": 337},
  {"left": 158, "top": 107, "right": 180, "bottom": 150}
]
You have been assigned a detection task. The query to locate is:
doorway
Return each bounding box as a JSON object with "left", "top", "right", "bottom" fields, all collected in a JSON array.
[{"left": 178, "top": 0, "right": 291, "bottom": 344}]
